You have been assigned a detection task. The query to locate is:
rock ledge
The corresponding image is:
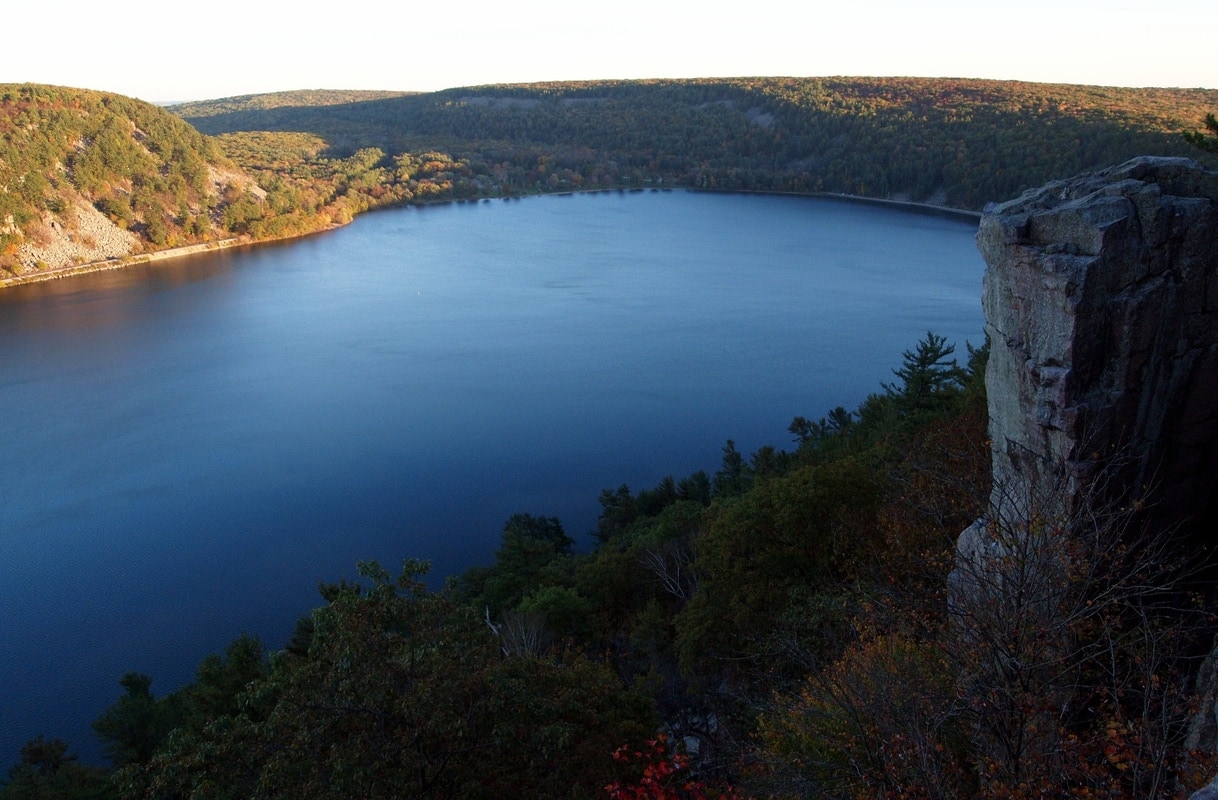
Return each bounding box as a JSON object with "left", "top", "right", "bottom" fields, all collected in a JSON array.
[{"left": 978, "top": 156, "right": 1218, "bottom": 534}]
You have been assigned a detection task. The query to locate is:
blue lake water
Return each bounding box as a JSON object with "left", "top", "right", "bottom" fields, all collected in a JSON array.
[{"left": 0, "top": 190, "right": 983, "bottom": 765}]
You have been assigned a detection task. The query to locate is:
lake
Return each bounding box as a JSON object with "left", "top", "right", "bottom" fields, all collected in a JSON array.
[{"left": 0, "top": 190, "right": 983, "bottom": 765}]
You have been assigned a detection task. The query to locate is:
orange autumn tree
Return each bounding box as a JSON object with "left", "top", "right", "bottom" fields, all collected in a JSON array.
[
  {"left": 759, "top": 461, "right": 1214, "bottom": 800},
  {"left": 606, "top": 736, "right": 746, "bottom": 800}
]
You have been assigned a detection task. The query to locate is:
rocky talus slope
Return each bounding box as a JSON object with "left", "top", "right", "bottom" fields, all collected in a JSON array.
[{"left": 13, "top": 198, "right": 137, "bottom": 272}]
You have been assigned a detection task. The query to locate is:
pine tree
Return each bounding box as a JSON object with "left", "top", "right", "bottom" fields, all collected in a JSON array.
[
  {"left": 1185, "top": 113, "right": 1218, "bottom": 153},
  {"left": 883, "top": 331, "right": 966, "bottom": 417}
]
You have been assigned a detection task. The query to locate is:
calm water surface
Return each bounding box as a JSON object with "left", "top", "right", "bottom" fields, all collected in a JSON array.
[{"left": 0, "top": 191, "right": 983, "bottom": 764}]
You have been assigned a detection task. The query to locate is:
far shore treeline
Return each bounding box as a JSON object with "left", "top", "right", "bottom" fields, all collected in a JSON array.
[
  {"left": 170, "top": 78, "right": 1218, "bottom": 211},
  {"left": 3, "top": 77, "right": 1218, "bottom": 799}
]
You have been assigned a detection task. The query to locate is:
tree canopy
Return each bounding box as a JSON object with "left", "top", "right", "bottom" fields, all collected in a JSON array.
[{"left": 1185, "top": 112, "right": 1218, "bottom": 152}]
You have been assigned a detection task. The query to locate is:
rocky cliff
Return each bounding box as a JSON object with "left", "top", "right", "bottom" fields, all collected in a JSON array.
[
  {"left": 946, "top": 157, "right": 1218, "bottom": 791},
  {"left": 977, "top": 156, "right": 1218, "bottom": 538}
]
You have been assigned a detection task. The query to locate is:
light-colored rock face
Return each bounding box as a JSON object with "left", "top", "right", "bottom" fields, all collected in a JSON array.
[
  {"left": 14, "top": 198, "right": 137, "bottom": 272},
  {"left": 978, "top": 156, "right": 1218, "bottom": 534}
]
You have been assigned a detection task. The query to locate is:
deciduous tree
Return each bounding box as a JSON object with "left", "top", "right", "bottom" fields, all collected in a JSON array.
[{"left": 125, "top": 561, "right": 654, "bottom": 800}]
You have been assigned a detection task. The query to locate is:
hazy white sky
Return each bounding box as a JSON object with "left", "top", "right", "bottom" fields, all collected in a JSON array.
[{"left": 3, "top": 0, "right": 1215, "bottom": 102}]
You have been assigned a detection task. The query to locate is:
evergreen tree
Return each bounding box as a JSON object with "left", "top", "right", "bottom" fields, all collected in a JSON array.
[
  {"left": 92, "top": 674, "right": 183, "bottom": 767},
  {"left": 883, "top": 331, "right": 966, "bottom": 418},
  {"left": 1185, "top": 112, "right": 1218, "bottom": 153},
  {"left": 0, "top": 737, "right": 114, "bottom": 800}
]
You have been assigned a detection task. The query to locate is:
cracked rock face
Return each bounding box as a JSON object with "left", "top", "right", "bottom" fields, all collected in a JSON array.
[{"left": 978, "top": 156, "right": 1218, "bottom": 535}]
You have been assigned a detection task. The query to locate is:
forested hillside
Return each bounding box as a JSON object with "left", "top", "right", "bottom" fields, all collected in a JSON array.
[
  {"left": 169, "top": 89, "right": 413, "bottom": 119},
  {"left": 0, "top": 84, "right": 262, "bottom": 277},
  {"left": 176, "top": 77, "right": 1218, "bottom": 210},
  {"left": 0, "top": 86, "right": 444, "bottom": 281}
]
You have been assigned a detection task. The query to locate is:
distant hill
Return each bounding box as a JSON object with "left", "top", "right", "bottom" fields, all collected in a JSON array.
[
  {"left": 173, "top": 77, "right": 1218, "bottom": 210},
  {"left": 0, "top": 84, "right": 266, "bottom": 278},
  {"left": 0, "top": 86, "right": 416, "bottom": 282},
  {"left": 170, "top": 89, "right": 414, "bottom": 122}
]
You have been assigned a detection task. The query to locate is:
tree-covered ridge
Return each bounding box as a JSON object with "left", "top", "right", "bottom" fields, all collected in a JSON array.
[
  {"left": 175, "top": 77, "right": 1218, "bottom": 210},
  {"left": 169, "top": 89, "right": 413, "bottom": 120},
  {"left": 0, "top": 86, "right": 430, "bottom": 278},
  {"left": 0, "top": 84, "right": 256, "bottom": 275},
  {"left": 210, "top": 131, "right": 489, "bottom": 237}
]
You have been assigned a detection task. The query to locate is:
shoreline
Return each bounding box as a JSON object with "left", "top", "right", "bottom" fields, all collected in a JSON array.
[
  {"left": 407, "top": 185, "right": 984, "bottom": 222},
  {"left": 803, "top": 191, "right": 982, "bottom": 222},
  {"left": 0, "top": 189, "right": 978, "bottom": 289},
  {"left": 0, "top": 223, "right": 349, "bottom": 289},
  {"left": 1, "top": 238, "right": 245, "bottom": 288},
  {"left": 687, "top": 187, "right": 983, "bottom": 222}
]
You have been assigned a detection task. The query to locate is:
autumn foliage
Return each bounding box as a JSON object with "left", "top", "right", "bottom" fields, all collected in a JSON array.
[{"left": 606, "top": 737, "right": 745, "bottom": 800}]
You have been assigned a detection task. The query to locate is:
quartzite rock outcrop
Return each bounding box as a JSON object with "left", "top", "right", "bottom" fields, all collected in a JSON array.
[
  {"left": 951, "top": 156, "right": 1218, "bottom": 784},
  {"left": 977, "top": 156, "right": 1218, "bottom": 537}
]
